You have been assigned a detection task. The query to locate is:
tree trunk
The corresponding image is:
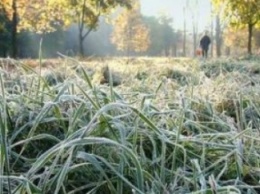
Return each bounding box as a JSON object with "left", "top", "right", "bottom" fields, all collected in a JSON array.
[
  {"left": 210, "top": 2, "right": 214, "bottom": 57},
  {"left": 79, "top": 30, "right": 84, "bottom": 56},
  {"left": 77, "top": 0, "right": 98, "bottom": 57},
  {"left": 210, "top": 12, "right": 213, "bottom": 57},
  {"left": 165, "top": 46, "right": 169, "bottom": 56},
  {"left": 172, "top": 44, "right": 177, "bottom": 57},
  {"left": 215, "top": 15, "right": 222, "bottom": 57},
  {"left": 182, "top": 6, "right": 186, "bottom": 57},
  {"left": 78, "top": 26, "right": 94, "bottom": 56},
  {"left": 127, "top": 25, "right": 131, "bottom": 57},
  {"left": 248, "top": 23, "right": 253, "bottom": 55},
  {"left": 192, "top": 25, "right": 197, "bottom": 57},
  {"left": 191, "top": 0, "right": 198, "bottom": 57},
  {"left": 11, "top": 0, "right": 18, "bottom": 58},
  {"left": 225, "top": 46, "right": 230, "bottom": 56}
]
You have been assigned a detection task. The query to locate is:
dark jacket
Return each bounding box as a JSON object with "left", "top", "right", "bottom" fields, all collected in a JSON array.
[{"left": 200, "top": 35, "right": 211, "bottom": 50}]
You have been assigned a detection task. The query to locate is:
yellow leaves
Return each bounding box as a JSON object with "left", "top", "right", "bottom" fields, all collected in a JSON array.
[
  {"left": 0, "top": 23, "right": 5, "bottom": 32},
  {"left": 0, "top": 0, "right": 55, "bottom": 32},
  {"left": 24, "top": 0, "right": 70, "bottom": 32},
  {"left": 134, "top": 25, "right": 150, "bottom": 52},
  {"left": 0, "top": 0, "right": 12, "bottom": 9},
  {"left": 1, "top": 0, "right": 132, "bottom": 34},
  {"left": 0, "top": 0, "right": 13, "bottom": 20},
  {"left": 212, "top": 0, "right": 260, "bottom": 26},
  {"left": 111, "top": 0, "right": 150, "bottom": 53},
  {"left": 223, "top": 27, "right": 248, "bottom": 47}
]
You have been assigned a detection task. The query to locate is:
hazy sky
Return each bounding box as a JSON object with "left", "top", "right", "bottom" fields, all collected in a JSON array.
[{"left": 140, "top": 0, "right": 212, "bottom": 32}]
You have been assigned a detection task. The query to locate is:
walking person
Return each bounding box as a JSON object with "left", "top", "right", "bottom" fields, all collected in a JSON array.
[{"left": 200, "top": 31, "right": 211, "bottom": 58}]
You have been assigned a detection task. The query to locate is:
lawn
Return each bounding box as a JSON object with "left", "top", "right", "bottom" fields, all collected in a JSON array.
[{"left": 1, "top": 56, "right": 260, "bottom": 194}]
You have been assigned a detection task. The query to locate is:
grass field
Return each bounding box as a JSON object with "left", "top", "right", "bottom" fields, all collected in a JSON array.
[{"left": 1, "top": 56, "right": 260, "bottom": 194}]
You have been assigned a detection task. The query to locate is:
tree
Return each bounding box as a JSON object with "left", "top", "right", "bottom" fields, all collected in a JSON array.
[
  {"left": 2, "top": 0, "right": 126, "bottom": 58},
  {"left": 158, "top": 12, "right": 175, "bottom": 56},
  {"left": 215, "top": 14, "right": 223, "bottom": 57},
  {"left": 0, "top": 6, "right": 11, "bottom": 56},
  {"left": 19, "top": 0, "right": 63, "bottom": 33},
  {"left": 111, "top": 0, "right": 150, "bottom": 56},
  {"left": 223, "top": 27, "right": 248, "bottom": 55},
  {"left": 0, "top": 0, "right": 61, "bottom": 58},
  {"left": 143, "top": 16, "right": 180, "bottom": 56},
  {"left": 182, "top": 6, "right": 186, "bottom": 57},
  {"left": 83, "top": 17, "right": 117, "bottom": 56},
  {"left": 211, "top": 1, "right": 227, "bottom": 57},
  {"left": 210, "top": 2, "right": 214, "bottom": 57},
  {"left": 187, "top": 0, "right": 199, "bottom": 57},
  {"left": 172, "top": 30, "right": 182, "bottom": 56},
  {"left": 49, "top": 0, "right": 131, "bottom": 56},
  {"left": 0, "top": 0, "right": 19, "bottom": 57},
  {"left": 253, "top": 29, "right": 260, "bottom": 49},
  {"left": 211, "top": 0, "right": 260, "bottom": 55},
  {"left": 142, "top": 16, "right": 163, "bottom": 56}
]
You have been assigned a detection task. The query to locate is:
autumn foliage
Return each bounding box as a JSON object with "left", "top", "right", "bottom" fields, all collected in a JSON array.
[
  {"left": 211, "top": 0, "right": 260, "bottom": 54},
  {"left": 0, "top": 0, "right": 61, "bottom": 33},
  {"left": 111, "top": 0, "right": 150, "bottom": 55},
  {"left": 0, "top": 0, "right": 132, "bottom": 57}
]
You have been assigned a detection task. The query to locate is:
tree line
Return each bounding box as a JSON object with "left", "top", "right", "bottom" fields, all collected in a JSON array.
[
  {"left": 0, "top": 0, "right": 182, "bottom": 58},
  {"left": 212, "top": 0, "right": 260, "bottom": 55},
  {"left": 1, "top": 0, "right": 260, "bottom": 58}
]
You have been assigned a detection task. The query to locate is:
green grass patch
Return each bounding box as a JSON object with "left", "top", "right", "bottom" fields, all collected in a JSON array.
[{"left": 0, "top": 57, "right": 260, "bottom": 193}]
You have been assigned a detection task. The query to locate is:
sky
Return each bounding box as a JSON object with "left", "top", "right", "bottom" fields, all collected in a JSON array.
[{"left": 140, "top": 0, "right": 212, "bottom": 33}]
